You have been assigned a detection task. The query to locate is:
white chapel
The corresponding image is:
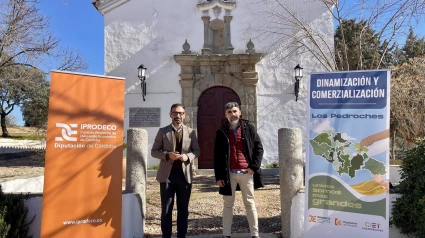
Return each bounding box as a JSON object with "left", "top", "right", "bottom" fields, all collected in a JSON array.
[{"left": 92, "top": 0, "right": 334, "bottom": 168}]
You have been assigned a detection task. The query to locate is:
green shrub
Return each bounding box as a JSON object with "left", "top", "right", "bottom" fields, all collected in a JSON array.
[
  {"left": 0, "top": 186, "right": 34, "bottom": 238},
  {"left": 0, "top": 202, "right": 10, "bottom": 238},
  {"left": 0, "top": 186, "right": 10, "bottom": 238},
  {"left": 262, "top": 162, "right": 279, "bottom": 168},
  {"left": 391, "top": 140, "right": 425, "bottom": 237},
  {"left": 0, "top": 206, "right": 11, "bottom": 238}
]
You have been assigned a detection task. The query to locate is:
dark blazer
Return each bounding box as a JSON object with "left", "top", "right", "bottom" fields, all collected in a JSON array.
[
  {"left": 213, "top": 119, "right": 264, "bottom": 196},
  {"left": 151, "top": 124, "right": 200, "bottom": 184}
]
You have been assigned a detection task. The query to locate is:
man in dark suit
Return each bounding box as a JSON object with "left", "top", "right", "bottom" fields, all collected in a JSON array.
[{"left": 151, "top": 103, "right": 200, "bottom": 238}]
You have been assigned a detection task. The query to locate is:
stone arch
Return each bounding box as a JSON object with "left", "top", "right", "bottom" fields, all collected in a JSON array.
[
  {"left": 194, "top": 82, "right": 247, "bottom": 121},
  {"left": 174, "top": 54, "right": 262, "bottom": 134},
  {"left": 196, "top": 80, "right": 246, "bottom": 106}
]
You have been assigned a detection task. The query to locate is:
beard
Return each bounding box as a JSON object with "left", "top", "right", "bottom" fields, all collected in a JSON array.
[
  {"left": 228, "top": 117, "right": 239, "bottom": 127},
  {"left": 173, "top": 118, "right": 182, "bottom": 125}
]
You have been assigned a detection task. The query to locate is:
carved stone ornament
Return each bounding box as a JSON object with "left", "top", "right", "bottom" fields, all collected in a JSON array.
[
  {"left": 197, "top": 0, "right": 236, "bottom": 12},
  {"left": 246, "top": 39, "right": 255, "bottom": 53},
  {"left": 182, "top": 39, "right": 191, "bottom": 54}
]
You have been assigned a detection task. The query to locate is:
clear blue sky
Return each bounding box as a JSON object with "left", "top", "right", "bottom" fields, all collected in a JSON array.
[
  {"left": 37, "top": 0, "right": 104, "bottom": 75},
  {"left": 11, "top": 0, "right": 104, "bottom": 125}
]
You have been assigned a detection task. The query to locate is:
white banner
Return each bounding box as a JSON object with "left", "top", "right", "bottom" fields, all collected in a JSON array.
[{"left": 305, "top": 70, "right": 391, "bottom": 238}]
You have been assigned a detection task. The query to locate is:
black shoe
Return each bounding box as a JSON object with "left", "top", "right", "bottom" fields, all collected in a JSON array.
[
  {"left": 223, "top": 236, "right": 230, "bottom": 238},
  {"left": 252, "top": 236, "right": 260, "bottom": 238}
]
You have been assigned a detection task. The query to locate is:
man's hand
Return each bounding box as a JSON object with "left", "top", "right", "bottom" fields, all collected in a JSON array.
[
  {"left": 247, "top": 168, "right": 254, "bottom": 175},
  {"left": 217, "top": 180, "right": 225, "bottom": 187},
  {"left": 168, "top": 152, "right": 181, "bottom": 160},
  {"left": 179, "top": 154, "right": 188, "bottom": 162}
]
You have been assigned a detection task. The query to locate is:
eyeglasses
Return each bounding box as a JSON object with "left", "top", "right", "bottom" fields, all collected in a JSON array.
[{"left": 171, "top": 111, "right": 185, "bottom": 116}]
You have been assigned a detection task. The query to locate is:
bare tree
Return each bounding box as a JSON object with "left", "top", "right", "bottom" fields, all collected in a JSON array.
[
  {"left": 390, "top": 57, "right": 425, "bottom": 150},
  {"left": 0, "top": 0, "right": 87, "bottom": 72},
  {"left": 252, "top": 0, "right": 425, "bottom": 71},
  {"left": 0, "top": 0, "right": 87, "bottom": 136}
]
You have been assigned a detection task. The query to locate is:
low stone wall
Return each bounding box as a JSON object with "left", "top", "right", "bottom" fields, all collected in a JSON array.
[
  {"left": 23, "top": 194, "right": 143, "bottom": 238},
  {"left": 0, "top": 147, "right": 45, "bottom": 154},
  {"left": 0, "top": 138, "right": 46, "bottom": 154}
]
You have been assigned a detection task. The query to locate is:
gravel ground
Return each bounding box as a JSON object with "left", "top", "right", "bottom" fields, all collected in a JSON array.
[{"left": 145, "top": 176, "right": 282, "bottom": 237}]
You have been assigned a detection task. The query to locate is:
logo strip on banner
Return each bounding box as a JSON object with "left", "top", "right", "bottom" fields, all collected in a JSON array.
[
  {"left": 304, "top": 70, "right": 390, "bottom": 238},
  {"left": 40, "top": 71, "right": 124, "bottom": 238}
]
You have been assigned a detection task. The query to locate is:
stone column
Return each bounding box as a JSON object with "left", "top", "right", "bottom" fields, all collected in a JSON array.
[
  {"left": 242, "top": 72, "right": 258, "bottom": 126},
  {"left": 180, "top": 79, "right": 194, "bottom": 108},
  {"left": 278, "top": 128, "right": 303, "bottom": 238},
  {"left": 223, "top": 15, "right": 234, "bottom": 54},
  {"left": 126, "top": 128, "right": 148, "bottom": 231},
  {"left": 179, "top": 79, "right": 198, "bottom": 171},
  {"left": 202, "top": 16, "right": 211, "bottom": 55}
]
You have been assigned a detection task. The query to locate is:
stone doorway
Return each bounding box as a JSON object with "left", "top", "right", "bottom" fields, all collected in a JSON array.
[
  {"left": 197, "top": 86, "right": 241, "bottom": 169},
  {"left": 174, "top": 53, "right": 262, "bottom": 171}
]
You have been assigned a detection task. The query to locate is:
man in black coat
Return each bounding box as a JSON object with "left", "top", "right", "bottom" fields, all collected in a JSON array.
[{"left": 214, "top": 102, "right": 264, "bottom": 238}]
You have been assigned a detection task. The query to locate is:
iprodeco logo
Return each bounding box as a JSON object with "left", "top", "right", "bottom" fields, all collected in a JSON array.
[{"left": 55, "top": 123, "right": 78, "bottom": 141}]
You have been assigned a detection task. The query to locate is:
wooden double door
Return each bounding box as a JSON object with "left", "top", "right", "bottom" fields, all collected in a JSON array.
[{"left": 197, "top": 86, "right": 241, "bottom": 169}]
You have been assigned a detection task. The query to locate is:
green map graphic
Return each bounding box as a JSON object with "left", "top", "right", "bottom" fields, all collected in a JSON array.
[{"left": 310, "top": 131, "right": 386, "bottom": 178}]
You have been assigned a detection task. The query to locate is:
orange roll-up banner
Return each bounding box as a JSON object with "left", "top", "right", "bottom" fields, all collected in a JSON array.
[{"left": 41, "top": 71, "right": 124, "bottom": 238}]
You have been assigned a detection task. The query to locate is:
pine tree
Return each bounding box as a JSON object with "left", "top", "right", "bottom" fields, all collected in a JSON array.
[
  {"left": 335, "top": 19, "right": 382, "bottom": 70},
  {"left": 401, "top": 27, "right": 425, "bottom": 64}
]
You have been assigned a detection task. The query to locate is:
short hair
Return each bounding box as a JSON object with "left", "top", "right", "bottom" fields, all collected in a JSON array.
[
  {"left": 170, "top": 103, "right": 185, "bottom": 112},
  {"left": 224, "top": 102, "right": 240, "bottom": 112}
]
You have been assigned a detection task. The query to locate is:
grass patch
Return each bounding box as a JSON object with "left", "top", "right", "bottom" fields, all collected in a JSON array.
[
  {"left": 6, "top": 126, "right": 46, "bottom": 140},
  {"left": 148, "top": 164, "right": 160, "bottom": 170},
  {"left": 10, "top": 135, "right": 43, "bottom": 140},
  {"left": 390, "top": 159, "right": 403, "bottom": 166}
]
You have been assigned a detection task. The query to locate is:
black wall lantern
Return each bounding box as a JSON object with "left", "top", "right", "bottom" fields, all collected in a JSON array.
[
  {"left": 294, "top": 64, "right": 303, "bottom": 101},
  {"left": 138, "top": 64, "right": 147, "bottom": 101}
]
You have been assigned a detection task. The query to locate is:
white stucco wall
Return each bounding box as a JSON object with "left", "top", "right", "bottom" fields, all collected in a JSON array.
[
  {"left": 102, "top": 0, "right": 334, "bottom": 166},
  {"left": 0, "top": 176, "right": 45, "bottom": 193}
]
